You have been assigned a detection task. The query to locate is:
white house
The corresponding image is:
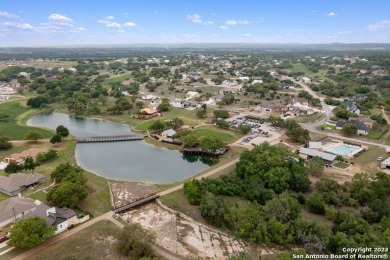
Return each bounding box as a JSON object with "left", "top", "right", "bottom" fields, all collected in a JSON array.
[
  {"left": 161, "top": 128, "right": 177, "bottom": 138},
  {"left": 142, "top": 95, "right": 158, "bottom": 101},
  {"left": 239, "top": 76, "right": 249, "bottom": 81},
  {"left": 186, "top": 91, "right": 200, "bottom": 100}
]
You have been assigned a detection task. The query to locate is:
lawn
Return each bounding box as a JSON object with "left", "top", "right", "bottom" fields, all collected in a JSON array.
[
  {"left": 293, "top": 113, "right": 325, "bottom": 123},
  {"left": 367, "top": 129, "right": 386, "bottom": 140},
  {"left": 351, "top": 146, "right": 385, "bottom": 173},
  {"left": 0, "top": 101, "right": 54, "bottom": 140},
  {"left": 104, "top": 72, "right": 133, "bottom": 85},
  {"left": 334, "top": 162, "right": 350, "bottom": 169},
  {"left": 26, "top": 220, "right": 122, "bottom": 260},
  {"left": 291, "top": 63, "right": 316, "bottom": 78},
  {"left": 193, "top": 125, "right": 243, "bottom": 144}
]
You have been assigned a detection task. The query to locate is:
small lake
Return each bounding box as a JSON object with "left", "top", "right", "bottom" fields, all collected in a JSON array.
[{"left": 27, "top": 112, "right": 215, "bottom": 183}]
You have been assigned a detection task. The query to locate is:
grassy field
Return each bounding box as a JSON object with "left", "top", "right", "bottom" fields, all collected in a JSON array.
[
  {"left": 193, "top": 125, "right": 243, "bottom": 144},
  {"left": 104, "top": 72, "right": 133, "bottom": 85},
  {"left": 293, "top": 113, "right": 325, "bottom": 123},
  {"left": 32, "top": 61, "right": 78, "bottom": 68},
  {"left": 0, "top": 101, "right": 54, "bottom": 140},
  {"left": 351, "top": 146, "right": 385, "bottom": 173},
  {"left": 334, "top": 162, "right": 350, "bottom": 169},
  {"left": 367, "top": 129, "right": 386, "bottom": 139},
  {"left": 291, "top": 63, "right": 316, "bottom": 77},
  {"left": 9, "top": 220, "right": 123, "bottom": 260}
]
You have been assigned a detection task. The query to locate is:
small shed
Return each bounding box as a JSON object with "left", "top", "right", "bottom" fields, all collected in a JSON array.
[{"left": 161, "top": 128, "right": 177, "bottom": 138}]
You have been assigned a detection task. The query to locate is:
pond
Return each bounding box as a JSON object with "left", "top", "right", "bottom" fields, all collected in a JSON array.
[{"left": 27, "top": 112, "right": 215, "bottom": 183}]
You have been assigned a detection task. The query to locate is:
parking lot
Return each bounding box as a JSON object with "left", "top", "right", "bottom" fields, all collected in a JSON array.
[{"left": 227, "top": 116, "right": 282, "bottom": 148}]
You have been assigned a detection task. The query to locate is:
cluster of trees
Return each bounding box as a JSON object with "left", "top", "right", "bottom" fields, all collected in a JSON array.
[
  {"left": 4, "top": 156, "right": 39, "bottom": 174},
  {"left": 298, "top": 91, "right": 321, "bottom": 107},
  {"left": 157, "top": 98, "right": 171, "bottom": 112},
  {"left": 149, "top": 117, "right": 184, "bottom": 133},
  {"left": 116, "top": 223, "right": 156, "bottom": 259},
  {"left": 182, "top": 133, "right": 225, "bottom": 151},
  {"left": 47, "top": 163, "right": 88, "bottom": 208},
  {"left": 183, "top": 143, "right": 390, "bottom": 254},
  {"left": 8, "top": 216, "right": 55, "bottom": 249},
  {"left": 0, "top": 136, "right": 12, "bottom": 150},
  {"left": 268, "top": 116, "right": 310, "bottom": 143},
  {"left": 335, "top": 105, "right": 358, "bottom": 119},
  {"left": 213, "top": 110, "right": 229, "bottom": 119},
  {"left": 50, "top": 125, "right": 69, "bottom": 144},
  {"left": 36, "top": 149, "right": 58, "bottom": 163}
]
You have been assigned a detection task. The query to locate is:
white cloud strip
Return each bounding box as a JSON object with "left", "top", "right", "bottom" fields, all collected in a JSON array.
[
  {"left": 0, "top": 11, "right": 19, "bottom": 19},
  {"left": 367, "top": 20, "right": 390, "bottom": 31}
]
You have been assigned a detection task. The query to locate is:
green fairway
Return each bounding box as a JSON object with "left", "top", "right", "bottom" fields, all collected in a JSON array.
[{"left": 0, "top": 101, "right": 54, "bottom": 140}]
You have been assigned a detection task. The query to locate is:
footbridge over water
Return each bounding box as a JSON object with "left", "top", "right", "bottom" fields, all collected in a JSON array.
[{"left": 74, "top": 134, "right": 144, "bottom": 143}]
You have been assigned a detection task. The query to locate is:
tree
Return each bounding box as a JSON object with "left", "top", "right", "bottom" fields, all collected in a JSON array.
[
  {"left": 342, "top": 124, "right": 357, "bottom": 136},
  {"left": 306, "top": 156, "right": 325, "bottom": 175},
  {"left": 196, "top": 109, "right": 207, "bottom": 119},
  {"left": 24, "top": 130, "right": 43, "bottom": 143},
  {"left": 50, "top": 163, "right": 86, "bottom": 184},
  {"left": 183, "top": 134, "right": 199, "bottom": 147},
  {"left": 98, "top": 94, "right": 108, "bottom": 105},
  {"left": 47, "top": 181, "right": 88, "bottom": 208},
  {"left": 4, "top": 162, "right": 23, "bottom": 174},
  {"left": 222, "top": 93, "right": 235, "bottom": 104},
  {"left": 216, "top": 119, "right": 230, "bottom": 128},
  {"left": 149, "top": 120, "right": 166, "bottom": 133},
  {"left": 306, "top": 193, "right": 326, "bottom": 215},
  {"left": 8, "top": 216, "right": 55, "bottom": 249},
  {"left": 213, "top": 110, "right": 229, "bottom": 119},
  {"left": 199, "top": 136, "right": 225, "bottom": 151},
  {"left": 157, "top": 98, "right": 170, "bottom": 112},
  {"left": 286, "top": 126, "right": 310, "bottom": 143},
  {"left": 0, "top": 136, "right": 12, "bottom": 150},
  {"left": 50, "top": 133, "right": 62, "bottom": 144},
  {"left": 56, "top": 125, "right": 69, "bottom": 138},
  {"left": 116, "top": 223, "right": 155, "bottom": 259},
  {"left": 239, "top": 124, "right": 251, "bottom": 134},
  {"left": 169, "top": 117, "right": 184, "bottom": 129},
  {"left": 24, "top": 156, "right": 39, "bottom": 173},
  {"left": 0, "top": 112, "right": 10, "bottom": 122},
  {"left": 26, "top": 96, "right": 49, "bottom": 108}
]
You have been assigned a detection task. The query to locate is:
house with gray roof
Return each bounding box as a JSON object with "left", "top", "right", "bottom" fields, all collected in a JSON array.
[
  {"left": 336, "top": 119, "right": 369, "bottom": 135},
  {"left": 0, "top": 197, "right": 40, "bottom": 228},
  {"left": 0, "top": 173, "right": 46, "bottom": 196},
  {"left": 25, "top": 204, "right": 77, "bottom": 234},
  {"left": 161, "top": 128, "right": 177, "bottom": 138},
  {"left": 341, "top": 101, "right": 360, "bottom": 115}
]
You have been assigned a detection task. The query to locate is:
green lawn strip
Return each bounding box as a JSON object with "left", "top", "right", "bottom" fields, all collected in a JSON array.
[
  {"left": 104, "top": 72, "right": 133, "bottom": 85},
  {"left": 0, "top": 101, "right": 54, "bottom": 140},
  {"left": 293, "top": 113, "right": 325, "bottom": 123},
  {"left": 367, "top": 129, "right": 386, "bottom": 139},
  {"left": 334, "top": 162, "right": 350, "bottom": 169}
]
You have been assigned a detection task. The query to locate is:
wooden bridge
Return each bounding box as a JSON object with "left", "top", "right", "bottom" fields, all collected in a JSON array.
[
  {"left": 113, "top": 194, "right": 160, "bottom": 214},
  {"left": 74, "top": 134, "right": 144, "bottom": 143}
]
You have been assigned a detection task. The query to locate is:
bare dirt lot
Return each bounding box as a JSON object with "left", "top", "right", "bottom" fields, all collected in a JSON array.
[
  {"left": 108, "top": 181, "right": 156, "bottom": 209},
  {"left": 121, "top": 202, "right": 249, "bottom": 259}
]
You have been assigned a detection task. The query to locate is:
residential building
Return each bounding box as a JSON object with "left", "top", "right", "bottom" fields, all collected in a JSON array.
[
  {"left": 186, "top": 91, "right": 200, "bottom": 100},
  {"left": 141, "top": 95, "right": 158, "bottom": 101},
  {"left": 4, "top": 148, "right": 47, "bottom": 163},
  {"left": 341, "top": 101, "right": 360, "bottom": 114},
  {"left": 25, "top": 204, "right": 78, "bottom": 235},
  {"left": 0, "top": 173, "right": 46, "bottom": 196},
  {"left": 161, "top": 128, "right": 177, "bottom": 138},
  {"left": 133, "top": 108, "right": 161, "bottom": 119},
  {"left": 0, "top": 197, "right": 41, "bottom": 228},
  {"left": 336, "top": 119, "right": 369, "bottom": 135}
]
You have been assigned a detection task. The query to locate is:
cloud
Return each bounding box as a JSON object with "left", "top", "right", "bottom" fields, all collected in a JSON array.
[
  {"left": 219, "top": 25, "right": 228, "bottom": 30},
  {"left": 225, "top": 20, "right": 250, "bottom": 25},
  {"left": 123, "top": 22, "right": 136, "bottom": 27},
  {"left": 106, "top": 22, "right": 121, "bottom": 28},
  {"left": 48, "top": 14, "right": 72, "bottom": 22},
  {"left": 0, "top": 11, "right": 19, "bottom": 19},
  {"left": 244, "top": 33, "right": 252, "bottom": 37},
  {"left": 367, "top": 20, "right": 390, "bottom": 31},
  {"left": 106, "top": 16, "right": 115, "bottom": 20},
  {"left": 185, "top": 13, "right": 213, "bottom": 25},
  {"left": 76, "top": 27, "right": 86, "bottom": 31},
  {"left": 0, "top": 22, "right": 34, "bottom": 30},
  {"left": 327, "top": 12, "right": 336, "bottom": 17}
]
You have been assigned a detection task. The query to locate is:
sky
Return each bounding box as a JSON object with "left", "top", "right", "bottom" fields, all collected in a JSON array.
[{"left": 0, "top": 0, "right": 389, "bottom": 46}]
